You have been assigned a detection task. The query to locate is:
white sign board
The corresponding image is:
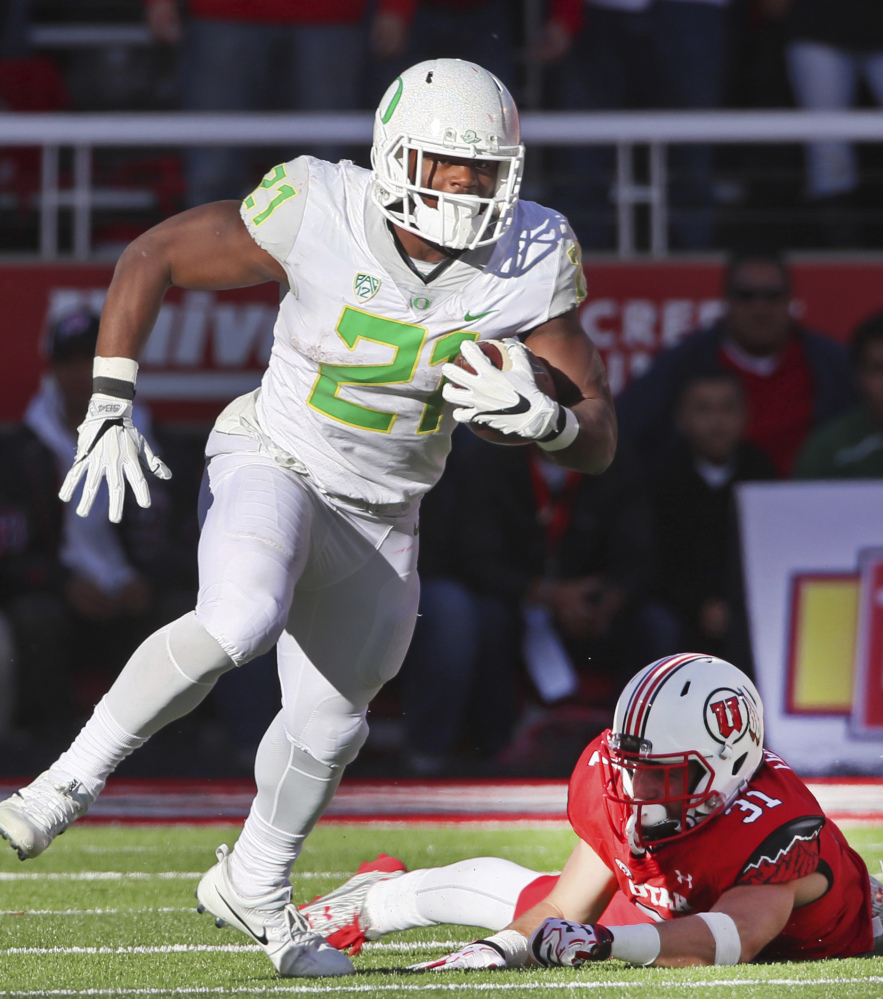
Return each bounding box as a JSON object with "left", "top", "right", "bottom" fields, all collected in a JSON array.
[{"left": 737, "top": 482, "right": 883, "bottom": 775}]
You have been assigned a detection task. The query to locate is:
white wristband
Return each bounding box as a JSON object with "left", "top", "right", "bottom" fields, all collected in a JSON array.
[
  {"left": 480, "top": 929, "right": 529, "bottom": 968},
  {"left": 538, "top": 406, "right": 579, "bottom": 451},
  {"left": 607, "top": 923, "right": 661, "bottom": 966},
  {"left": 696, "top": 912, "right": 742, "bottom": 965},
  {"left": 93, "top": 356, "right": 139, "bottom": 382},
  {"left": 93, "top": 356, "right": 138, "bottom": 400}
]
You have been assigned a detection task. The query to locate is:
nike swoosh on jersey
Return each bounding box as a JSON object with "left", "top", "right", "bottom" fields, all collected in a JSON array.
[
  {"left": 464, "top": 309, "right": 499, "bottom": 322},
  {"left": 481, "top": 394, "right": 530, "bottom": 416},
  {"left": 216, "top": 890, "right": 269, "bottom": 945}
]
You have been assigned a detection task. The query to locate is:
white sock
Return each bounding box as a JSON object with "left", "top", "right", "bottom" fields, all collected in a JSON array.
[
  {"left": 364, "top": 869, "right": 439, "bottom": 933},
  {"left": 229, "top": 806, "right": 303, "bottom": 899},
  {"left": 226, "top": 712, "right": 344, "bottom": 900},
  {"left": 50, "top": 698, "right": 146, "bottom": 798},
  {"left": 365, "top": 858, "right": 540, "bottom": 934}
]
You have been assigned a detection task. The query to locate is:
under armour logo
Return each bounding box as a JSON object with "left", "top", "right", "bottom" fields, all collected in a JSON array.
[{"left": 674, "top": 869, "right": 693, "bottom": 888}]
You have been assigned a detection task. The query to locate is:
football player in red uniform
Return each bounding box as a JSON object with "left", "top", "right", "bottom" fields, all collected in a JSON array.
[{"left": 300, "top": 654, "right": 882, "bottom": 969}]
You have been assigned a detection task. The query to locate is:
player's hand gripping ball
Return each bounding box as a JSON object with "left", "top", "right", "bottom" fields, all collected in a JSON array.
[
  {"left": 444, "top": 339, "right": 558, "bottom": 444},
  {"left": 528, "top": 918, "right": 613, "bottom": 967}
]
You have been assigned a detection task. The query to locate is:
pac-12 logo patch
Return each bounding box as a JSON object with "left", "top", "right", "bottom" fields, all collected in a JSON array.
[{"left": 354, "top": 273, "right": 381, "bottom": 303}]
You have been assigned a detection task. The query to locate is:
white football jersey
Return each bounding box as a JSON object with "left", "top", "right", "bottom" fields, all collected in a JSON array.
[{"left": 232, "top": 156, "right": 586, "bottom": 508}]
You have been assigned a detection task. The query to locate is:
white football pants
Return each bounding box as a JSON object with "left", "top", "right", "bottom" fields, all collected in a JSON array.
[
  {"left": 197, "top": 449, "right": 420, "bottom": 870},
  {"left": 195, "top": 448, "right": 420, "bottom": 764},
  {"left": 72, "top": 445, "right": 420, "bottom": 851}
]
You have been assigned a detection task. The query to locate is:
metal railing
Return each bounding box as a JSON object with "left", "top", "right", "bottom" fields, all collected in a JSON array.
[{"left": 2, "top": 109, "right": 883, "bottom": 260}]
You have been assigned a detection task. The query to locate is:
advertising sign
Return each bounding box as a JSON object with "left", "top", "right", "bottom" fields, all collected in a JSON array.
[
  {"left": 3, "top": 258, "right": 883, "bottom": 424},
  {"left": 737, "top": 481, "right": 883, "bottom": 774}
]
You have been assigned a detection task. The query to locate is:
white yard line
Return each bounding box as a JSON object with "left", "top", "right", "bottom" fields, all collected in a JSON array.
[
  {"left": 0, "top": 941, "right": 466, "bottom": 955},
  {"left": 0, "top": 908, "right": 189, "bottom": 915},
  {"left": 0, "top": 871, "right": 345, "bottom": 881},
  {"left": 1, "top": 978, "right": 882, "bottom": 996}
]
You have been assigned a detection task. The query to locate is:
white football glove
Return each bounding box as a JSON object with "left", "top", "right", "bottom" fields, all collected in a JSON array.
[
  {"left": 407, "top": 940, "right": 511, "bottom": 972},
  {"left": 528, "top": 918, "right": 613, "bottom": 967},
  {"left": 442, "top": 338, "right": 560, "bottom": 441},
  {"left": 59, "top": 393, "right": 171, "bottom": 524}
]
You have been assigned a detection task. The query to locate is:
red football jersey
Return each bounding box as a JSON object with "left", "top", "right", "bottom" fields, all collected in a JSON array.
[{"left": 567, "top": 735, "right": 873, "bottom": 961}]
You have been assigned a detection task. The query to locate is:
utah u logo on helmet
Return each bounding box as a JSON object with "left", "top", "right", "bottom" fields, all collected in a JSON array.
[{"left": 705, "top": 688, "right": 762, "bottom": 747}]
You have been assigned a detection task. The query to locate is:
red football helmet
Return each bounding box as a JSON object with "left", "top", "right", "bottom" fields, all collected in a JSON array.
[{"left": 600, "top": 654, "right": 764, "bottom": 852}]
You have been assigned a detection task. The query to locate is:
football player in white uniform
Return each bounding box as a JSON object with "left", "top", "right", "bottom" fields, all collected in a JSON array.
[{"left": 0, "top": 59, "right": 616, "bottom": 978}]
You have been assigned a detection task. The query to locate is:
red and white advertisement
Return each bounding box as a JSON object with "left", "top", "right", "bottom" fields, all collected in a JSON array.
[
  {"left": 0, "top": 264, "right": 280, "bottom": 425},
  {"left": 737, "top": 481, "right": 883, "bottom": 775},
  {"left": 578, "top": 259, "right": 883, "bottom": 395},
  {"left": 2, "top": 258, "right": 883, "bottom": 424}
]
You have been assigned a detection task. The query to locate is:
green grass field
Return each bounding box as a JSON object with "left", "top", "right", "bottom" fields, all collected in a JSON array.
[{"left": 0, "top": 821, "right": 880, "bottom": 998}]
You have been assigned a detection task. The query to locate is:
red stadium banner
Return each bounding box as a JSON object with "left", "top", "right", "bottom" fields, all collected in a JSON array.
[
  {"left": 2, "top": 258, "right": 882, "bottom": 424},
  {"left": 0, "top": 264, "right": 280, "bottom": 425},
  {"left": 579, "top": 259, "right": 883, "bottom": 395}
]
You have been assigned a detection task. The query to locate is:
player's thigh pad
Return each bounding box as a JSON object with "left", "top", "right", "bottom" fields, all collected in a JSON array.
[
  {"left": 196, "top": 452, "right": 322, "bottom": 664},
  {"left": 275, "top": 501, "right": 420, "bottom": 767}
]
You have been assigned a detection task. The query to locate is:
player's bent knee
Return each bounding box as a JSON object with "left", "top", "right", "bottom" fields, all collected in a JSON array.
[
  {"left": 195, "top": 601, "right": 286, "bottom": 666},
  {"left": 168, "top": 612, "right": 237, "bottom": 683},
  {"left": 287, "top": 709, "right": 369, "bottom": 769}
]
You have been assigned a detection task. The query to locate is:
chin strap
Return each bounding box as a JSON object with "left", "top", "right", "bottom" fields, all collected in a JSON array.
[{"left": 412, "top": 192, "right": 482, "bottom": 250}]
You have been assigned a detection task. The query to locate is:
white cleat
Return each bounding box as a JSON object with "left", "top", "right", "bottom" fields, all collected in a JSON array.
[
  {"left": 196, "top": 844, "right": 355, "bottom": 978},
  {"left": 299, "top": 853, "right": 407, "bottom": 954},
  {"left": 0, "top": 771, "right": 93, "bottom": 860}
]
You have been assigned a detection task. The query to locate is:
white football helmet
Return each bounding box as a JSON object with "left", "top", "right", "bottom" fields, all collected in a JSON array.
[
  {"left": 599, "top": 654, "right": 764, "bottom": 852},
  {"left": 371, "top": 59, "right": 524, "bottom": 251}
]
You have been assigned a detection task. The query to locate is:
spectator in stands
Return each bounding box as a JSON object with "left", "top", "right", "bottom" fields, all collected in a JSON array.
[
  {"left": 537, "top": 0, "right": 734, "bottom": 249},
  {"left": 0, "top": 431, "right": 70, "bottom": 742},
  {"left": 366, "top": 1, "right": 517, "bottom": 101},
  {"left": 763, "top": 0, "right": 883, "bottom": 247},
  {"left": 0, "top": 0, "right": 28, "bottom": 59},
  {"left": 5, "top": 309, "right": 192, "bottom": 721},
  {"left": 449, "top": 437, "right": 669, "bottom": 775},
  {"left": 616, "top": 249, "right": 856, "bottom": 479},
  {"left": 0, "top": 0, "right": 70, "bottom": 251},
  {"left": 535, "top": 0, "right": 655, "bottom": 249},
  {"left": 397, "top": 429, "right": 519, "bottom": 776},
  {"left": 793, "top": 310, "right": 883, "bottom": 478},
  {"left": 649, "top": 371, "right": 775, "bottom": 661},
  {"left": 144, "top": 0, "right": 405, "bottom": 206}
]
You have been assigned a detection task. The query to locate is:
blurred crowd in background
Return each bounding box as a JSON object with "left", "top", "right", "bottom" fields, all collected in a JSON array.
[
  {"left": 2, "top": 253, "right": 881, "bottom": 780},
  {"left": 1, "top": 1, "right": 883, "bottom": 779},
  {"left": 2, "top": 0, "right": 883, "bottom": 251}
]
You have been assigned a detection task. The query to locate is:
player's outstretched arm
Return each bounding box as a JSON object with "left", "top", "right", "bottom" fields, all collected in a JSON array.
[
  {"left": 530, "top": 872, "right": 828, "bottom": 970},
  {"left": 59, "top": 201, "right": 286, "bottom": 522},
  {"left": 522, "top": 309, "right": 617, "bottom": 475},
  {"left": 651, "top": 877, "right": 825, "bottom": 967}
]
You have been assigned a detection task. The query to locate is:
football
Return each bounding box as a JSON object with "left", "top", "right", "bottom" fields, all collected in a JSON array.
[{"left": 450, "top": 340, "right": 558, "bottom": 445}]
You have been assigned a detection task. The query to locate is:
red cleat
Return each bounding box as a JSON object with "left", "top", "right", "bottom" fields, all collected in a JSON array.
[{"left": 299, "top": 854, "right": 407, "bottom": 955}]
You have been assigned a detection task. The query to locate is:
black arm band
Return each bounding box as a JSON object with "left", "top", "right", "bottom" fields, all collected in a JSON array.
[
  {"left": 93, "top": 376, "right": 136, "bottom": 400},
  {"left": 538, "top": 404, "right": 567, "bottom": 443},
  {"left": 475, "top": 939, "right": 507, "bottom": 960}
]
